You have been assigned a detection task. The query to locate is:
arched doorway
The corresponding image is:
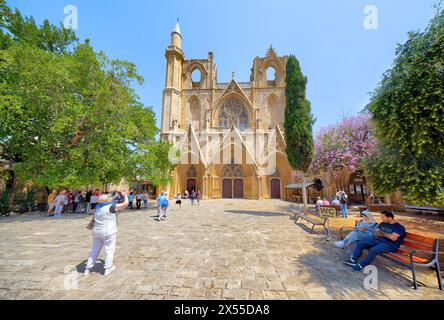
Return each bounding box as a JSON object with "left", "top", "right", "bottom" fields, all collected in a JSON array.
[
  {"left": 222, "top": 179, "right": 232, "bottom": 198},
  {"left": 185, "top": 165, "right": 198, "bottom": 194},
  {"left": 270, "top": 179, "right": 281, "bottom": 199},
  {"left": 233, "top": 179, "right": 244, "bottom": 198},
  {"left": 221, "top": 164, "right": 244, "bottom": 199},
  {"left": 187, "top": 179, "right": 197, "bottom": 194}
]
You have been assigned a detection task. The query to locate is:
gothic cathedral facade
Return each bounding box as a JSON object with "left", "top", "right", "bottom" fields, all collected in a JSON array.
[{"left": 160, "top": 21, "right": 294, "bottom": 199}]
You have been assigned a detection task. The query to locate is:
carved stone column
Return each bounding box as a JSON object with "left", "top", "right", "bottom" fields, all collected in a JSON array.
[
  {"left": 256, "top": 175, "right": 263, "bottom": 200},
  {"left": 203, "top": 176, "right": 208, "bottom": 199}
]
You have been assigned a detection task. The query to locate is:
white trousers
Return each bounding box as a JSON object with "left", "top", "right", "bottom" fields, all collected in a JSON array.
[
  {"left": 55, "top": 205, "right": 63, "bottom": 216},
  {"left": 86, "top": 234, "right": 117, "bottom": 270}
]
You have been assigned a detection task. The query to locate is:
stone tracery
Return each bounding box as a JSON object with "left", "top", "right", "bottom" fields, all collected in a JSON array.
[{"left": 218, "top": 98, "right": 249, "bottom": 131}]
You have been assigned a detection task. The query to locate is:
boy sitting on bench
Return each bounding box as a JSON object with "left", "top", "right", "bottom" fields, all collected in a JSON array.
[{"left": 344, "top": 211, "right": 406, "bottom": 272}]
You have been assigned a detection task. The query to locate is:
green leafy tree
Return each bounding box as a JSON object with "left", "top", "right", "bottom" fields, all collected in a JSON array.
[
  {"left": 0, "top": 2, "right": 172, "bottom": 191},
  {"left": 364, "top": 7, "right": 444, "bottom": 206},
  {"left": 284, "top": 55, "right": 315, "bottom": 207}
]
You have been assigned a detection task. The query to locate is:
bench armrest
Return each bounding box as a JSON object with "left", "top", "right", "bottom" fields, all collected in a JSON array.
[
  {"left": 409, "top": 249, "right": 437, "bottom": 256},
  {"left": 409, "top": 249, "right": 438, "bottom": 264}
]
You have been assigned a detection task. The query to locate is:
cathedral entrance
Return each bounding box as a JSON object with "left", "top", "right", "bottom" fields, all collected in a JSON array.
[
  {"left": 222, "top": 179, "right": 232, "bottom": 198},
  {"left": 270, "top": 179, "right": 281, "bottom": 199},
  {"left": 233, "top": 179, "right": 244, "bottom": 198},
  {"left": 221, "top": 164, "right": 244, "bottom": 199},
  {"left": 187, "top": 178, "right": 197, "bottom": 194}
]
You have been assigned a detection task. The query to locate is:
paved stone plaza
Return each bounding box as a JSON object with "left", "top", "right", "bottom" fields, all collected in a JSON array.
[{"left": 0, "top": 199, "right": 442, "bottom": 300}]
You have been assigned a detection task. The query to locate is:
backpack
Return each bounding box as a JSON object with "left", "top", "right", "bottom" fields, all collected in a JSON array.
[
  {"left": 162, "top": 197, "right": 169, "bottom": 207},
  {"left": 340, "top": 194, "right": 348, "bottom": 204}
]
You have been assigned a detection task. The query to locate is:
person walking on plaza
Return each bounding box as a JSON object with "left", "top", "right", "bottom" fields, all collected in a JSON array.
[
  {"left": 128, "top": 191, "right": 134, "bottom": 209},
  {"left": 46, "top": 190, "right": 57, "bottom": 217},
  {"left": 62, "top": 191, "right": 69, "bottom": 214},
  {"left": 143, "top": 191, "right": 149, "bottom": 208},
  {"left": 196, "top": 190, "right": 201, "bottom": 206},
  {"left": 136, "top": 191, "right": 142, "bottom": 210},
  {"left": 90, "top": 191, "right": 98, "bottom": 215},
  {"left": 190, "top": 190, "right": 196, "bottom": 206},
  {"left": 336, "top": 191, "right": 348, "bottom": 218},
  {"left": 158, "top": 192, "right": 169, "bottom": 221},
  {"left": 73, "top": 191, "right": 82, "bottom": 213},
  {"left": 344, "top": 211, "right": 406, "bottom": 272},
  {"left": 54, "top": 191, "right": 65, "bottom": 218},
  {"left": 157, "top": 191, "right": 164, "bottom": 218},
  {"left": 175, "top": 193, "right": 182, "bottom": 209},
  {"left": 85, "top": 190, "right": 92, "bottom": 215},
  {"left": 83, "top": 191, "right": 129, "bottom": 276}
]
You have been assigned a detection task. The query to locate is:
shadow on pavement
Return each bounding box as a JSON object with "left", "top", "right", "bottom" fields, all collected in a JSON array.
[{"left": 224, "top": 210, "right": 288, "bottom": 217}]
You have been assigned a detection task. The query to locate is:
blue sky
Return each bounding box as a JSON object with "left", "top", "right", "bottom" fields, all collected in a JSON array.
[{"left": 7, "top": 0, "right": 438, "bottom": 134}]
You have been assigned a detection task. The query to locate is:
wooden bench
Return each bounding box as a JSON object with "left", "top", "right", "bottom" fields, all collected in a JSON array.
[
  {"left": 288, "top": 203, "right": 302, "bottom": 220},
  {"left": 340, "top": 224, "right": 442, "bottom": 290},
  {"left": 320, "top": 205, "right": 341, "bottom": 217},
  {"left": 295, "top": 210, "right": 328, "bottom": 234}
]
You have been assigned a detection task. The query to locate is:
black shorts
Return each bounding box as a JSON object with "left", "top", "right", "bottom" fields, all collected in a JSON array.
[
  {"left": 176, "top": 200, "right": 182, "bottom": 204},
  {"left": 91, "top": 203, "right": 97, "bottom": 209}
]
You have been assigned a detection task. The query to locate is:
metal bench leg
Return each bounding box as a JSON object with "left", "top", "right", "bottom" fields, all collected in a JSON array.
[
  {"left": 411, "top": 263, "right": 418, "bottom": 290},
  {"left": 323, "top": 224, "right": 328, "bottom": 234},
  {"left": 435, "top": 260, "right": 443, "bottom": 291}
]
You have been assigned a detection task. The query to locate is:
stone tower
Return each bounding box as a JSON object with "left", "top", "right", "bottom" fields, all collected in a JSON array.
[{"left": 161, "top": 19, "right": 184, "bottom": 134}]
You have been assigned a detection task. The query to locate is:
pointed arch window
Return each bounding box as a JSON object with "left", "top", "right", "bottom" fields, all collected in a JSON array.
[
  {"left": 268, "top": 95, "right": 278, "bottom": 124},
  {"left": 189, "top": 97, "right": 201, "bottom": 131}
]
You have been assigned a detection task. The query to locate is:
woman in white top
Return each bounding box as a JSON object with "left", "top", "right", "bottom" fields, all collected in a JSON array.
[
  {"left": 175, "top": 193, "right": 182, "bottom": 209},
  {"left": 54, "top": 191, "right": 65, "bottom": 218},
  {"left": 84, "top": 192, "right": 128, "bottom": 276},
  {"left": 89, "top": 194, "right": 98, "bottom": 215}
]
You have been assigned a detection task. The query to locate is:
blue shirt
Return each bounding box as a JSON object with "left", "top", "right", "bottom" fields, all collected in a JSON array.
[{"left": 376, "top": 222, "right": 406, "bottom": 248}]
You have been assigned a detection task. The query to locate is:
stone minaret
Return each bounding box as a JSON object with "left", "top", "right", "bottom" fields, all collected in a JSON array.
[{"left": 161, "top": 19, "right": 184, "bottom": 140}]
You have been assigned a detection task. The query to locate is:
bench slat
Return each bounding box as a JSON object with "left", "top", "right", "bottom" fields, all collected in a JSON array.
[
  {"left": 402, "top": 240, "right": 433, "bottom": 251},
  {"left": 404, "top": 233, "right": 435, "bottom": 246},
  {"left": 384, "top": 251, "right": 429, "bottom": 264}
]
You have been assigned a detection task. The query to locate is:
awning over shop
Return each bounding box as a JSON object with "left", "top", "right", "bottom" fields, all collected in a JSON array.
[{"left": 285, "top": 182, "right": 315, "bottom": 189}]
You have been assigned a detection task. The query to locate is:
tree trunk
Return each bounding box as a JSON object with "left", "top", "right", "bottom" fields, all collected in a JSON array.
[{"left": 302, "top": 173, "right": 308, "bottom": 210}]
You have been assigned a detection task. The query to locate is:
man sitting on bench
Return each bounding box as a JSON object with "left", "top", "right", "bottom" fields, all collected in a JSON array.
[{"left": 344, "top": 211, "right": 406, "bottom": 272}]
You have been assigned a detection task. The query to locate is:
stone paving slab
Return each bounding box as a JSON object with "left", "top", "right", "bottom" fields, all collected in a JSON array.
[{"left": 0, "top": 199, "right": 443, "bottom": 300}]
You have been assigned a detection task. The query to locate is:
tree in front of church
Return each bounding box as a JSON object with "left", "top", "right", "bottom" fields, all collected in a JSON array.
[
  {"left": 284, "top": 55, "right": 315, "bottom": 208},
  {"left": 310, "top": 113, "right": 377, "bottom": 175},
  {"left": 0, "top": 1, "right": 172, "bottom": 191},
  {"left": 364, "top": 7, "right": 444, "bottom": 206}
]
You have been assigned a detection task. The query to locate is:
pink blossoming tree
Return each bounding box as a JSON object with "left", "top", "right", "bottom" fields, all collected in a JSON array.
[{"left": 309, "top": 113, "right": 377, "bottom": 176}]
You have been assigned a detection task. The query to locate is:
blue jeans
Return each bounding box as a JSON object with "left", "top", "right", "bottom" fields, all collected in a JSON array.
[
  {"left": 340, "top": 203, "right": 347, "bottom": 218},
  {"left": 352, "top": 238, "right": 398, "bottom": 268}
]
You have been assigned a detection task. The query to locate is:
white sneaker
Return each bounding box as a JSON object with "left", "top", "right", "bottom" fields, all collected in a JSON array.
[
  {"left": 104, "top": 266, "right": 116, "bottom": 276},
  {"left": 334, "top": 241, "right": 345, "bottom": 249},
  {"left": 83, "top": 268, "right": 90, "bottom": 276}
]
